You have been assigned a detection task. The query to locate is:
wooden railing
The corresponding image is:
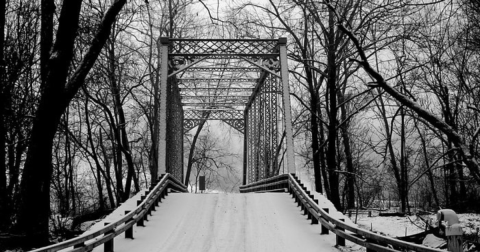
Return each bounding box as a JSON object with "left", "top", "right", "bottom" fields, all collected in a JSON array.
[
  {"left": 241, "top": 174, "right": 444, "bottom": 252},
  {"left": 30, "top": 173, "right": 187, "bottom": 252}
]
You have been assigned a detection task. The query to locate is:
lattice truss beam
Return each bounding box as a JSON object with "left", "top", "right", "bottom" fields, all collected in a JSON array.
[
  {"left": 169, "top": 39, "right": 279, "bottom": 57},
  {"left": 246, "top": 74, "right": 282, "bottom": 183},
  {"left": 156, "top": 38, "right": 295, "bottom": 185},
  {"left": 184, "top": 110, "right": 244, "bottom": 133},
  {"left": 168, "top": 39, "right": 281, "bottom": 135}
]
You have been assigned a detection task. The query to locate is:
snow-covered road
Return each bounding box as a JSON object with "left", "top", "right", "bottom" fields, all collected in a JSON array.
[{"left": 92, "top": 193, "right": 340, "bottom": 252}]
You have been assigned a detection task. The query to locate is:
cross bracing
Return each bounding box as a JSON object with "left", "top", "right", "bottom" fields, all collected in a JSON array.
[
  {"left": 185, "top": 67, "right": 261, "bottom": 72},
  {"left": 154, "top": 37, "right": 295, "bottom": 185},
  {"left": 169, "top": 39, "right": 279, "bottom": 57},
  {"left": 181, "top": 103, "right": 247, "bottom": 107},
  {"left": 181, "top": 95, "right": 250, "bottom": 99},
  {"left": 178, "top": 78, "right": 258, "bottom": 82},
  {"left": 180, "top": 87, "right": 255, "bottom": 92},
  {"left": 183, "top": 110, "right": 244, "bottom": 133}
]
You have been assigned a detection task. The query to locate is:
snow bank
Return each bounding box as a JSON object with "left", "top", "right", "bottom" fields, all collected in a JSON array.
[
  {"left": 297, "top": 171, "right": 355, "bottom": 226},
  {"left": 83, "top": 189, "right": 148, "bottom": 235}
]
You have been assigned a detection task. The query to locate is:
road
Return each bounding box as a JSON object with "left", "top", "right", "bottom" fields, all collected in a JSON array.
[{"left": 91, "top": 193, "right": 339, "bottom": 252}]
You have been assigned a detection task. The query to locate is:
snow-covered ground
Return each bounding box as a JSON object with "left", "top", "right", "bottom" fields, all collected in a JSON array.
[
  {"left": 352, "top": 211, "right": 480, "bottom": 238},
  {"left": 353, "top": 212, "right": 426, "bottom": 237},
  {"left": 85, "top": 192, "right": 353, "bottom": 252},
  {"left": 82, "top": 189, "right": 149, "bottom": 236},
  {"left": 69, "top": 172, "right": 479, "bottom": 252}
]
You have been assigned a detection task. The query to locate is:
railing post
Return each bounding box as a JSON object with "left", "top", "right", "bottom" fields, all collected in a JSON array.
[
  {"left": 145, "top": 191, "right": 155, "bottom": 212},
  {"left": 366, "top": 241, "right": 375, "bottom": 252},
  {"left": 321, "top": 208, "right": 329, "bottom": 234},
  {"left": 73, "top": 242, "right": 85, "bottom": 248},
  {"left": 141, "top": 195, "right": 149, "bottom": 215},
  {"left": 136, "top": 200, "right": 144, "bottom": 226},
  {"left": 154, "top": 188, "right": 160, "bottom": 206},
  {"left": 140, "top": 195, "right": 150, "bottom": 222},
  {"left": 151, "top": 198, "right": 157, "bottom": 211},
  {"left": 125, "top": 211, "right": 133, "bottom": 239},
  {"left": 336, "top": 219, "right": 345, "bottom": 247},
  {"left": 104, "top": 223, "right": 114, "bottom": 252},
  {"left": 304, "top": 191, "right": 312, "bottom": 217},
  {"left": 311, "top": 200, "right": 319, "bottom": 225},
  {"left": 303, "top": 201, "right": 308, "bottom": 216}
]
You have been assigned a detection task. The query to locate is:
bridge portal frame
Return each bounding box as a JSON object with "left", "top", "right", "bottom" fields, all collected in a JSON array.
[{"left": 154, "top": 37, "right": 295, "bottom": 185}]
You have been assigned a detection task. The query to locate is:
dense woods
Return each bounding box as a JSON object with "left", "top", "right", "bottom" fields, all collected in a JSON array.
[{"left": 1, "top": 0, "right": 480, "bottom": 249}]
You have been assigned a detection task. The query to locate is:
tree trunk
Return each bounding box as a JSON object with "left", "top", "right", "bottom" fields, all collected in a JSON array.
[
  {"left": 0, "top": 0, "right": 7, "bottom": 232},
  {"left": 14, "top": 0, "right": 127, "bottom": 247},
  {"left": 85, "top": 98, "right": 105, "bottom": 211},
  {"left": 326, "top": 8, "right": 341, "bottom": 210},
  {"left": 338, "top": 22, "right": 480, "bottom": 185},
  {"left": 377, "top": 93, "right": 406, "bottom": 212},
  {"left": 106, "top": 38, "right": 139, "bottom": 201},
  {"left": 300, "top": 12, "right": 323, "bottom": 193},
  {"left": 185, "top": 112, "right": 210, "bottom": 186},
  {"left": 304, "top": 61, "right": 322, "bottom": 193},
  {"left": 416, "top": 123, "right": 441, "bottom": 208},
  {"left": 337, "top": 90, "right": 355, "bottom": 209},
  {"left": 99, "top": 131, "right": 116, "bottom": 208},
  {"left": 319, "top": 103, "right": 331, "bottom": 198},
  {"left": 400, "top": 104, "right": 408, "bottom": 213},
  {"left": 310, "top": 93, "right": 323, "bottom": 193}
]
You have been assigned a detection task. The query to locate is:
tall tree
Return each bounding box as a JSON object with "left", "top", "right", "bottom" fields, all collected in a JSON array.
[
  {"left": 185, "top": 112, "right": 210, "bottom": 186},
  {"left": 328, "top": 1, "right": 480, "bottom": 189},
  {"left": 14, "top": 0, "right": 127, "bottom": 247},
  {"left": 0, "top": 0, "right": 7, "bottom": 232}
]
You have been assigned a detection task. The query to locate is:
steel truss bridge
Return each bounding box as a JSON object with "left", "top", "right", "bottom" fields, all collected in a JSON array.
[
  {"left": 31, "top": 38, "right": 448, "bottom": 252},
  {"left": 153, "top": 38, "right": 296, "bottom": 184}
]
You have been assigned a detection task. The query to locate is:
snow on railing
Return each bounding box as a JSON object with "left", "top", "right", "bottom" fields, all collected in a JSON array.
[
  {"left": 240, "top": 174, "right": 445, "bottom": 252},
  {"left": 29, "top": 174, "right": 187, "bottom": 252}
]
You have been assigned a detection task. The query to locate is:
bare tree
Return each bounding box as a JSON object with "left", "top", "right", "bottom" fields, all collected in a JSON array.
[
  {"left": 186, "top": 126, "right": 239, "bottom": 193},
  {"left": 326, "top": 0, "right": 480, "bottom": 193},
  {"left": 14, "top": 0, "right": 127, "bottom": 247}
]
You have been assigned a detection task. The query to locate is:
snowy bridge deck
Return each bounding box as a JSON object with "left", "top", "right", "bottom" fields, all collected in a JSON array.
[
  {"left": 91, "top": 193, "right": 339, "bottom": 252},
  {"left": 47, "top": 174, "right": 443, "bottom": 252}
]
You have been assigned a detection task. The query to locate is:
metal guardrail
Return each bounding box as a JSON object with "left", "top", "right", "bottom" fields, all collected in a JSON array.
[
  {"left": 30, "top": 173, "right": 187, "bottom": 252},
  {"left": 240, "top": 174, "right": 445, "bottom": 252},
  {"left": 239, "top": 174, "right": 289, "bottom": 193}
]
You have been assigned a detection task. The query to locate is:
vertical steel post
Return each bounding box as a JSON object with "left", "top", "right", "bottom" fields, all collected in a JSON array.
[
  {"left": 158, "top": 37, "right": 169, "bottom": 175},
  {"left": 180, "top": 111, "right": 184, "bottom": 183},
  {"left": 243, "top": 109, "right": 248, "bottom": 185},
  {"left": 278, "top": 38, "right": 295, "bottom": 174}
]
